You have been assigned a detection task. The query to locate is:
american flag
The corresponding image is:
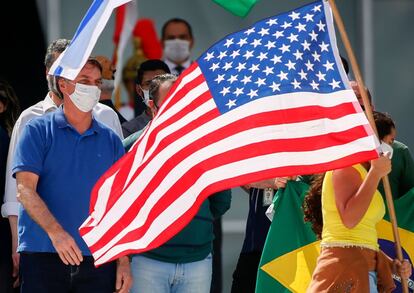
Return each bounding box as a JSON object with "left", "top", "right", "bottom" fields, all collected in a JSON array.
[{"left": 80, "top": 0, "right": 379, "bottom": 265}]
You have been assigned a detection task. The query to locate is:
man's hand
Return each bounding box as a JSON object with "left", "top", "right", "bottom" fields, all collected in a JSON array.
[
  {"left": 9, "top": 215, "right": 20, "bottom": 287},
  {"left": 48, "top": 228, "right": 83, "bottom": 265},
  {"left": 12, "top": 251, "right": 19, "bottom": 288},
  {"left": 115, "top": 256, "right": 132, "bottom": 293}
]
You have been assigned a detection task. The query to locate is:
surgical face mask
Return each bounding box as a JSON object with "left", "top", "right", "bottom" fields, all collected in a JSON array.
[
  {"left": 141, "top": 89, "right": 150, "bottom": 106},
  {"left": 100, "top": 79, "right": 115, "bottom": 92},
  {"left": 380, "top": 141, "right": 394, "bottom": 159},
  {"left": 164, "top": 39, "right": 191, "bottom": 63},
  {"left": 68, "top": 82, "right": 101, "bottom": 112}
]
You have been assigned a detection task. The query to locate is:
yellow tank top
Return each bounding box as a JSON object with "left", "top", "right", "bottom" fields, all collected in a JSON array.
[{"left": 321, "top": 164, "right": 385, "bottom": 251}]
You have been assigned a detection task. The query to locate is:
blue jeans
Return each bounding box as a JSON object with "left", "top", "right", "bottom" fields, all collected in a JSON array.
[
  {"left": 369, "top": 271, "right": 378, "bottom": 293},
  {"left": 20, "top": 252, "right": 116, "bottom": 293},
  {"left": 131, "top": 254, "right": 212, "bottom": 293}
]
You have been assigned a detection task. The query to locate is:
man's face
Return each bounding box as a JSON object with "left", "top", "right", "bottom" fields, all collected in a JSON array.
[
  {"left": 59, "top": 63, "right": 102, "bottom": 96},
  {"left": 162, "top": 22, "right": 193, "bottom": 49},
  {"left": 383, "top": 127, "right": 396, "bottom": 145},
  {"left": 149, "top": 81, "right": 174, "bottom": 117},
  {"left": 350, "top": 81, "right": 372, "bottom": 110},
  {"left": 136, "top": 69, "right": 167, "bottom": 96}
]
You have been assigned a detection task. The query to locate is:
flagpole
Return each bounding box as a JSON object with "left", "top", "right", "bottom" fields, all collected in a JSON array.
[{"left": 327, "top": 0, "right": 408, "bottom": 291}]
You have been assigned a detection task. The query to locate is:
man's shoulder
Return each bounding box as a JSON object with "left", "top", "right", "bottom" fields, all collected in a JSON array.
[
  {"left": 393, "top": 140, "right": 410, "bottom": 151},
  {"left": 93, "top": 102, "right": 117, "bottom": 115},
  {"left": 17, "top": 100, "right": 48, "bottom": 125}
]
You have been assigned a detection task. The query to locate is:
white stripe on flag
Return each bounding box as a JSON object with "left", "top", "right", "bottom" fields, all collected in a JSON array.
[{"left": 49, "top": 0, "right": 131, "bottom": 80}]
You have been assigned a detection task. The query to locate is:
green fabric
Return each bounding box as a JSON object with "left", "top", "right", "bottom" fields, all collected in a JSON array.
[
  {"left": 122, "top": 129, "right": 143, "bottom": 152},
  {"left": 213, "top": 0, "right": 259, "bottom": 17},
  {"left": 256, "top": 181, "right": 317, "bottom": 292},
  {"left": 378, "top": 140, "right": 414, "bottom": 199},
  {"left": 384, "top": 187, "right": 414, "bottom": 232},
  {"left": 142, "top": 189, "right": 231, "bottom": 263}
]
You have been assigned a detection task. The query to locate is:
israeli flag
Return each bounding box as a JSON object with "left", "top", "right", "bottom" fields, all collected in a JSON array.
[{"left": 49, "top": 0, "right": 131, "bottom": 80}]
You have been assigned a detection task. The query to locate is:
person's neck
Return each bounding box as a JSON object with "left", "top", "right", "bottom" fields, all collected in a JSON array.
[
  {"left": 100, "top": 91, "right": 112, "bottom": 101},
  {"left": 49, "top": 92, "right": 63, "bottom": 107},
  {"left": 63, "top": 100, "right": 92, "bottom": 135}
]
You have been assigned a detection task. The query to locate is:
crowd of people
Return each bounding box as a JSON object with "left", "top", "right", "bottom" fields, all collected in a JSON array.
[{"left": 1, "top": 16, "right": 413, "bottom": 293}]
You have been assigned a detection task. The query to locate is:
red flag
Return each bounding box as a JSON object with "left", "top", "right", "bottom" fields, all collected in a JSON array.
[{"left": 80, "top": 0, "right": 379, "bottom": 265}]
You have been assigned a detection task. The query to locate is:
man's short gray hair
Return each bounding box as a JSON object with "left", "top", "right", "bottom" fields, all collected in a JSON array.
[
  {"left": 148, "top": 74, "right": 177, "bottom": 105},
  {"left": 44, "top": 39, "right": 70, "bottom": 69}
]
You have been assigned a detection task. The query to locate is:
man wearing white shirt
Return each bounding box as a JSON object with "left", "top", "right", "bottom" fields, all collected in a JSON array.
[
  {"left": 1, "top": 39, "right": 123, "bottom": 286},
  {"left": 161, "top": 18, "right": 194, "bottom": 76}
]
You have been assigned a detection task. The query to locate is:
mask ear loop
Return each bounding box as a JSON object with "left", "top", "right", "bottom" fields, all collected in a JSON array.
[{"left": 48, "top": 75, "right": 64, "bottom": 100}]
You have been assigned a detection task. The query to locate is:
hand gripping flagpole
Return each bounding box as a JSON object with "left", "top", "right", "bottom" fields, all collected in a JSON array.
[{"left": 327, "top": 0, "right": 408, "bottom": 291}]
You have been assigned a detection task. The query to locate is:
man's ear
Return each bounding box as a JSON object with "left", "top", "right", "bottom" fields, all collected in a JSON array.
[{"left": 135, "top": 84, "right": 142, "bottom": 96}]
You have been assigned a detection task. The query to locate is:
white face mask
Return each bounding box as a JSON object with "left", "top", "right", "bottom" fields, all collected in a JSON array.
[
  {"left": 380, "top": 141, "right": 394, "bottom": 159},
  {"left": 142, "top": 89, "right": 150, "bottom": 106},
  {"left": 164, "top": 39, "right": 191, "bottom": 63},
  {"left": 68, "top": 83, "right": 101, "bottom": 112},
  {"left": 100, "top": 79, "right": 115, "bottom": 92}
]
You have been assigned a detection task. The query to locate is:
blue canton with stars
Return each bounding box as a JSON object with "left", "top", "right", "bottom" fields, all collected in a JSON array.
[{"left": 198, "top": 0, "right": 346, "bottom": 114}]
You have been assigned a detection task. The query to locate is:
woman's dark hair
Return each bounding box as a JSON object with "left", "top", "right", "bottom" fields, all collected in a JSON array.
[
  {"left": 303, "top": 173, "right": 325, "bottom": 239},
  {"left": 373, "top": 111, "right": 395, "bottom": 141},
  {"left": 0, "top": 79, "right": 20, "bottom": 136}
]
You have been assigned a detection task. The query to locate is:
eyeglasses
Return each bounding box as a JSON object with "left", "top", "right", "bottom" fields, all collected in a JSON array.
[{"left": 66, "top": 79, "right": 103, "bottom": 89}]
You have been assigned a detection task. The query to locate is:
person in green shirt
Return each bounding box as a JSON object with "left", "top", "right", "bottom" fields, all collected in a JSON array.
[{"left": 125, "top": 74, "right": 232, "bottom": 293}]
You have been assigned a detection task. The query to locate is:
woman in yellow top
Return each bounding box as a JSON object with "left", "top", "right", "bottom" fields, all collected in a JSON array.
[{"left": 305, "top": 154, "right": 411, "bottom": 292}]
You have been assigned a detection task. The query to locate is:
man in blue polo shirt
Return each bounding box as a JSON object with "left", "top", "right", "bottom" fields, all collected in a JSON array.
[{"left": 12, "top": 58, "right": 132, "bottom": 293}]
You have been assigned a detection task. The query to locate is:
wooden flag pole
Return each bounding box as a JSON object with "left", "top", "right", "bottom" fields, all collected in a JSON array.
[{"left": 327, "top": 0, "right": 408, "bottom": 291}]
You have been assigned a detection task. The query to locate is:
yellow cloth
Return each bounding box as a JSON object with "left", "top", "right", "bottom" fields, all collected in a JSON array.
[{"left": 321, "top": 164, "right": 385, "bottom": 251}]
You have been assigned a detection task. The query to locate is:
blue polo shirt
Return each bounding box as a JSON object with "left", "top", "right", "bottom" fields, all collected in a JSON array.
[{"left": 12, "top": 107, "right": 124, "bottom": 255}]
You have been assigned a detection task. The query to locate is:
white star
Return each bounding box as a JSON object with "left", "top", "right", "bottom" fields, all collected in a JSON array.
[
  {"left": 303, "top": 13, "right": 314, "bottom": 22},
  {"left": 266, "top": 18, "right": 278, "bottom": 26},
  {"left": 255, "top": 77, "right": 266, "bottom": 87},
  {"left": 277, "top": 71, "right": 288, "bottom": 81},
  {"left": 238, "top": 38, "right": 248, "bottom": 47},
  {"left": 215, "top": 74, "right": 225, "bottom": 83},
  {"left": 316, "top": 71, "right": 326, "bottom": 81},
  {"left": 289, "top": 11, "right": 300, "bottom": 21},
  {"left": 279, "top": 44, "right": 290, "bottom": 53},
  {"left": 305, "top": 60, "right": 314, "bottom": 71},
  {"left": 245, "top": 27, "right": 255, "bottom": 35},
  {"left": 234, "top": 87, "right": 244, "bottom": 97},
  {"left": 313, "top": 4, "right": 322, "bottom": 12},
  {"left": 281, "top": 21, "right": 292, "bottom": 29},
  {"left": 273, "top": 30, "right": 284, "bottom": 39},
  {"left": 287, "top": 33, "right": 299, "bottom": 43},
  {"left": 319, "top": 41, "right": 330, "bottom": 52},
  {"left": 263, "top": 66, "right": 274, "bottom": 75},
  {"left": 226, "top": 99, "right": 237, "bottom": 109},
  {"left": 293, "top": 50, "right": 303, "bottom": 60},
  {"left": 224, "top": 38, "right": 234, "bottom": 48},
  {"left": 204, "top": 52, "right": 214, "bottom": 61},
  {"left": 251, "top": 39, "right": 262, "bottom": 48},
  {"left": 291, "top": 79, "right": 301, "bottom": 89},
  {"left": 329, "top": 79, "right": 341, "bottom": 89},
  {"left": 243, "top": 50, "right": 254, "bottom": 60},
  {"left": 257, "top": 52, "right": 268, "bottom": 61},
  {"left": 310, "top": 80, "right": 319, "bottom": 90},
  {"left": 247, "top": 89, "right": 258, "bottom": 99},
  {"left": 269, "top": 82, "right": 281, "bottom": 92},
  {"left": 223, "top": 61, "right": 233, "bottom": 71},
  {"left": 298, "top": 69, "right": 308, "bottom": 80},
  {"left": 218, "top": 51, "right": 227, "bottom": 60},
  {"left": 285, "top": 60, "right": 296, "bottom": 70},
  {"left": 301, "top": 40, "right": 311, "bottom": 51},
  {"left": 236, "top": 62, "right": 246, "bottom": 72},
  {"left": 312, "top": 51, "right": 321, "bottom": 62},
  {"left": 220, "top": 86, "right": 230, "bottom": 96},
  {"left": 270, "top": 55, "right": 282, "bottom": 64},
  {"left": 323, "top": 60, "right": 335, "bottom": 71},
  {"left": 241, "top": 75, "right": 252, "bottom": 85},
  {"left": 227, "top": 74, "right": 238, "bottom": 84},
  {"left": 230, "top": 50, "right": 240, "bottom": 59},
  {"left": 249, "top": 64, "right": 260, "bottom": 73},
  {"left": 264, "top": 41, "right": 276, "bottom": 50},
  {"left": 258, "top": 28, "right": 270, "bottom": 36},
  {"left": 309, "top": 30, "right": 318, "bottom": 41},
  {"left": 295, "top": 22, "right": 306, "bottom": 32},
  {"left": 317, "top": 20, "right": 326, "bottom": 32},
  {"left": 210, "top": 62, "right": 220, "bottom": 71}
]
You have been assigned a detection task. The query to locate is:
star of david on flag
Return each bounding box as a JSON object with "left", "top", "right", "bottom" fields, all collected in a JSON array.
[{"left": 80, "top": 0, "right": 380, "bottom": 265}]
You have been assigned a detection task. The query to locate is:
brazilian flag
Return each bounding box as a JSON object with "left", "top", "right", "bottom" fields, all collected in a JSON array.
[
  {"left": 256, "top": 181, "right": 320, "bottom": 293},
  {"left": 378, "top": 187, "right": 414, "bottom": 292}
]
